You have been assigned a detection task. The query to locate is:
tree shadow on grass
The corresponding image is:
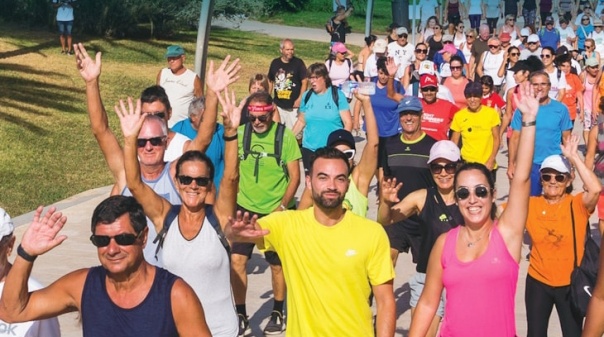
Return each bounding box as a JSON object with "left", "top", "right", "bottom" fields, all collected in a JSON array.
[{"left": 0, "top": 40, "right": 56, "bottom": 60}]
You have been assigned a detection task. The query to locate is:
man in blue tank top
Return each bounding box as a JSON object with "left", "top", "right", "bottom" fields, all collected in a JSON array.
[{"left": 0, "top": 196, "right": 211, "bottom": 337}]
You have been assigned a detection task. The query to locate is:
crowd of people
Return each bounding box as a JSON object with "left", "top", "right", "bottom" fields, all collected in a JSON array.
[{"left": 5, "top": 4, "right": 604, "bottom": 336}]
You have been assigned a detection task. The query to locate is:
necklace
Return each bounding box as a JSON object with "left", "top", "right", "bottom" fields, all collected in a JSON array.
[{"left": 465, "top": 227, "right": 484, "bottom": 248}]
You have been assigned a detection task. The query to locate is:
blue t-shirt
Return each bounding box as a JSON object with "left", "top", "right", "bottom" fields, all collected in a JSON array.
[
  {"left": 171, "top": 120, "right": 225, "bottom": 191},
  {"left": 300, "top": 88, "right": 350, "bottom": 151},
  {"left": 371, "top": 84, "right": 404, "bottom": 137},
  {"left": 538, "top": 28, "right": 560, "bottom": 50},
  {"left": 511, "top": 100, "right": 572, "bottom": 164},
  {"left": 577, "top": 24, "right": 594, "bottom": 50}
]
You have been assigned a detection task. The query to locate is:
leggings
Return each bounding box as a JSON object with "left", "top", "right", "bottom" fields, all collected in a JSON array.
[
  {"left": 469, "top": 14, "right": 482, "bottom": 29},
  {"left": 525, "top": 274, "right": 583, "bottom": 337},
  {"left": 486, "top": 17, "right": 499, "bottom": 33}
]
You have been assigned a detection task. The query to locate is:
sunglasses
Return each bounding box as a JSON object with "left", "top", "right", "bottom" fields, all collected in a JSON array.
[
  {"left": 507, "top": 18, "right": 515, "bottom": 22},
  {"left": 342, "top": 149, "right": 356, "bottom": 160},
  {"left": 540, "top": 54, "right": 552, "bottom": 58},
  {"left": 528, "top": 42, "right": 538, "bottom": 45},
  {"left": 415, "top": 49, "right": 428, "bottom": 54},
  {"left": 137, "top": 137, "right": 165, "bottom": 147},
  {"left": 586, "top": 45, "right": 594, "bottom": 49},
  {"left": 429, "top": 163, "right": 457, "bottom": 174},
  {"left": 489, "top": 45, "right": 501, "bottom": 49},
  {"left": 443, "top": 41, "right": 453, "bottom": 44},
  {"left": 398, "top": 34, "right": 408, "bottom": 38},
  {"left": 249, "top": 113, "right": 271, "bottom": 122},
  {"left": 177, "top": 175, "right": 211, "bottom": 186},
  {"left": 450, "top": 66, "right": 463, "bottom": 70},
  {"left": 510, "top": 52, "right": 520, "bottom": 56},
  {"left": 421, "top": 87, "right": 437, "bottom": 92},
  {"left": 147, "top": 111, "right": 166, "bottom": 119},
  {"left": 466, "top": 35, "right": 475, "bottom": 38},
  {"left": 90, "top": 232, "right": 142, "bottom": 247},
  {"left": 458, "top": 25, "right": 465, "bottom": 29},
  {"left": 455, "top": 185, "right": 490, "bottom": 200},
  {"left": 541, "top": 173, "right": 567, "bottom": 183}
]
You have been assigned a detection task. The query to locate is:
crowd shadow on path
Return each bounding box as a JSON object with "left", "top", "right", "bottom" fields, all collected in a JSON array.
[{"left": 395, "top": 282, "right": 411, "bottom": 336}]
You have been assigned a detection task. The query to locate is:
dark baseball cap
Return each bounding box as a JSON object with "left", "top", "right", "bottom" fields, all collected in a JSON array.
[{"left": 327, "top": 129, "right": 356, "bottom": 150}]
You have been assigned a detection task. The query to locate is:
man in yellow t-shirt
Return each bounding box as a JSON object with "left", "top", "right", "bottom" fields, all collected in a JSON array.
[
  {"left": 226, "top": 147, "right": 396, "bottom": 337},
  {"left": 450, "top": 81, "right": 501, "bottom": 180}
]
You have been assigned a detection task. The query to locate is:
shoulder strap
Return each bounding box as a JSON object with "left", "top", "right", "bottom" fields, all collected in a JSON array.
[
  {"left": 557, "top": 68, "right": 562, "bottom": 82},
  {"left": 154, "top": 205, "right": 182, "bottom": 260},
  {"left": 328, "top": 58, "right": 333, "bottom": 70},
  {"left": 274, "top": 122, "right": 289, "bottom": 179},
  {"left": 331, "top": 85, "right": 340, "bottom": 109},
  {"left": 346, "top": 58, "right": 352, "bottom": 71},
  {"left": 570, "top": 201, "right": 579, "bottom": 268},
  {"left": 303, "top": 90, "right": 313, "bottom": 106},
  {"left": 242, "top": 122, "right": 253, "bottom": 160},
  {"left": 205, "top": 205, "right": 231, "bottom": 259}
]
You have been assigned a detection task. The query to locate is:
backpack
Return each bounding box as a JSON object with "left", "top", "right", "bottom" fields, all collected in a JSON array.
[
  {"left": 153, "top": 205, "right": 230, "bottom": 260},
  {"left": 242, "top": 122, "right": 288, "bottom": 179},
  {"left": 303, "top": 85, "right": 340, "bottom": 109},
  {"left": 327, "top": 57, "right": 352, "bottom": 73}
]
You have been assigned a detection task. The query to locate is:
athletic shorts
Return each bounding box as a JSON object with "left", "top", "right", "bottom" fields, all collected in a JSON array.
[
  {"left": 276, "top": 106, "right": 299, "bottom": 136},
  {"left": 57, "top": 21, "right": 73, "bottom": 35},
  {"left": 409, "top": 272, "right": 446, "bottom": 317}
]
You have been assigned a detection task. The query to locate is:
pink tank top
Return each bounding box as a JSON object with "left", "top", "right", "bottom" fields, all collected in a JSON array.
[
  {"left": 584, "top": 75, "right": 595, "bottom": 113},
  {"left": 440, "top": 225, "right": 519, "bottom": 337}
]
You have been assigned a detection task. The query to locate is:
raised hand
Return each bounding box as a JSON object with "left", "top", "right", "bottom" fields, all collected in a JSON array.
[
  {"left": 513, "top": 81, "right": 539, "bottom": 121},
  {"left": 74, "top": 43, "right": 102, "bottom": 83},
  {"left": 20, "top": 206, "right": 67, "bottom": 257},
  {"left": 386, "top": 56, "right": 398, "bottom": 77},
  {"left": 380, "top": 178, "right": 403, "bottom": 205},
  {"left": 561, "top": 134, "right": 580, "bottom": 160},
  {"left": 226, "top": 211, "right": 270, "bottom": 241},
  {"left": 114, "top": 97, "right": 145, "bottom": 139},
  {"left": 217, "top": 87, "right": 245, "bottom": 131},
  {"left": 206, "top": 55, "right": 242, "bottom": 94}
]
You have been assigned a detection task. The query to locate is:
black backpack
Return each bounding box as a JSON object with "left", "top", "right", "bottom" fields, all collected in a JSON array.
[
  {"left": 153, "top": 205, "right": 230, "bottom": 260},
  {"left": 303, "top": 85, "right": 340, "bottom": 109},
  {"left": 242, "top": 122, "right": 288, "bottom": 180}
]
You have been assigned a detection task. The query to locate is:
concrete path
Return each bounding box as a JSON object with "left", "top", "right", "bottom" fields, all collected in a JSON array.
[{"left": 8, "top": 17, "right": 591, "bottom": 337}]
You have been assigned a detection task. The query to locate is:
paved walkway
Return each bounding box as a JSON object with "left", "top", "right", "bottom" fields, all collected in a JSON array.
[{"left": 9, "top": 17, "right": 591, "bottom": 337}]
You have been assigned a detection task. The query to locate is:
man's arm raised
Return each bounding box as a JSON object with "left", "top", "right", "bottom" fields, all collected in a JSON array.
[
  {"left": 184, "top": 56, "right": 241, "bottom": 154},
  {"left": 0, "top": 207, "right": 85, "bottom": 323},
  {"left": 74, "top": 43, "right": 126, "bottom": 193}
]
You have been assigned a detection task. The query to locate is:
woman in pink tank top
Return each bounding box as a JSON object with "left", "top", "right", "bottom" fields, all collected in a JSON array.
[{"left": 409, "top": 81, "right": 539, "bottom": 337}]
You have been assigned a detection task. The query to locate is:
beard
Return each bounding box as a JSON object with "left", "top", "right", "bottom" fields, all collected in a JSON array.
[{"left": 312, "top": 190, "right": 345, "bottom": 209}]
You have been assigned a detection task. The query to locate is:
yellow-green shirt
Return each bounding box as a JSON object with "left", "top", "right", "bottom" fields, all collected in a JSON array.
[
  {"left": 344, "top": 177, "right": 368, "bottom": 217},
  {"left": 258, "top": 209, "right": 394, "bottom": 337}
]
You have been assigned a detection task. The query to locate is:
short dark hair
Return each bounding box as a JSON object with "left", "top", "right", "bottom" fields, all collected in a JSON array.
[
  {"left": 364, "top": 35, "right": 377, "bottom": 47},
  {"left": 175, "top": 150, "right": 215, "bottom": 181},
  {"left": 309, "top": 147, "right": 351, "bottom": 176},
  {"left": 91, "top": 196, "right": 147, "bottom": 233},
  {"left": 480, "top": 75, "right": 494, "bottom": 89},
  {"left": 376, "top": 56, "right": 388, "bottom": 74},
  {"left": 450, "top": 55, "right": 463, "bottom": 66},
  {"left": 307, "top": 63, "right": 332, "bottom": 88},
  {"left": 140, "top": 85, "right": 171, "bottom": 111}
]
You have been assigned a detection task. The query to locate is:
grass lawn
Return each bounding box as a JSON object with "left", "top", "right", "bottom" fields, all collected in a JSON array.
[
  {"left": 0, "top": 22, "right": 333, "bottom": 216},
  {"left": 258, "top": 0, "right": 394, "bottom": 36}
]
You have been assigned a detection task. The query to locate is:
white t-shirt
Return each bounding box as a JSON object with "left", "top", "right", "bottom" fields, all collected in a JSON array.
[
  {"left": 590, "top": 30, "right": 604, "bottom": 55},
  {"left": 164, "top": 132, "right": 190, "bottom": 162},
  {"left": 520, "top": 47, "right": 542, "bottom": 60},
  {"left": 387, "top": 41, "right": 415, "bottom": 79},
  {"left": 364, "top": 53, "right": 379, "bottom": 79},
  {"left": 158, "top": 68, "right": 199, "bottom": 127},
  {"left": 52, "top": 0, "right": 74, "bottom": 21},
  {"left": 547, "top": 68, "right": 568, "bottom": 99},
  {"left": 0, "top": 280, "right": 61, "bottom": 337},
  {"left": 558, "top": 26, "right": 576, "bottom": 50}
]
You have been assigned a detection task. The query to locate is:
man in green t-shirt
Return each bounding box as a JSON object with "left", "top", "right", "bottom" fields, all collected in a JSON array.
[{"left": 231, "top": 92, "right": 301, "bottom": 336}]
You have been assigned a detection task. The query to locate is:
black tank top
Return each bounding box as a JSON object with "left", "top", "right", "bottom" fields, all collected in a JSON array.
[
  {"left": 417, "top": 187, "right": 464, "bottom": 273},
  {"left": 427, "top": 36, "right": 443, "bottom": 61},
  {"left": 81, "top": 266, "right": 179, "bottom": 337}
]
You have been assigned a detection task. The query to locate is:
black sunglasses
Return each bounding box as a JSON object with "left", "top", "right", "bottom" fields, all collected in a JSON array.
[
  {"left": 177, "top": 175, "right": 211, "bottom": 186},
  {"left": 90, "top": 232, "right": 142, "bottom": 247},
  {"left": 249, "top": 113, "right": 271, "bottom": 122},
  {"left": 489, "top": 45, "right": 501, "bottom": 49},
  {"left": 540, "top": 54, "right": 552, "bottom": 58},
  {"left": 421, "top": 87, "right": 437, "bottom": 92},
  {"left": 398, "top": 33, "right": 408, "bottom": 38},
  {"left": 455, "top": 185, "right": 490, "bottom": 200},
  {"left": 541, "top": 173, "right": 567, "bottom": 183},
  {"left": 137, "top": 137, "right": 165, "bottom": 147},
  {"left": 430, "top": 163, "right": 457, "bottom": 174},
  {"left": 147, "top": 111, "right": 166, "bottom": 119},
  {"left": 415, "top": 49, "right": 428, "bottom": 54},
  {"left": 528, "top": 42, "right": 538, "bottom": 45},
  {"left": 450, "top": 66, "right": 463, "bottom": 70}
]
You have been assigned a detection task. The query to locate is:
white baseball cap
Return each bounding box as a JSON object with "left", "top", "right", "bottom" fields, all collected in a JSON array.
[
  {"left": 540, "top": 155, "right": 571, "bottom": 173},
  {"left": 0, "top": 208, "right": 14, "bottom": 238},
  {"left": 427, "top": 140, "right": 461, "bottom": 164}
]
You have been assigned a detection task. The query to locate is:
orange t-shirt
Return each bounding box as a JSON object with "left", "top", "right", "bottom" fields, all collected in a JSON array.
[
  {"left": 561, "top": 73, "right": 584, "bottom": 120},
  {"left": 444, "top": 77, "right": 469, "bottom": 110},
  {"left": 526, "top": 193, "right": 590, "bottom": 287}
]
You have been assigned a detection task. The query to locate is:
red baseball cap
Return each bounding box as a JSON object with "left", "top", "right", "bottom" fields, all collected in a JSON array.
[{"left": 420, "top": 74, "right": 438, "bottom": 89}]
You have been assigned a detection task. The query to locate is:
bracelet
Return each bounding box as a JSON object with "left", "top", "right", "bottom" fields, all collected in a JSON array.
[
  {"left": 222, "top": 133, "right": 237, "bottom": 141},
  {"left": 279, "top": 204, "right": 287, "bottom": 211},
  {"left": 521, "top": 120, "right": 536, "bottom": 127},
  {"left": 17, "top": 244, "right": 37, "bottom": 263}
]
